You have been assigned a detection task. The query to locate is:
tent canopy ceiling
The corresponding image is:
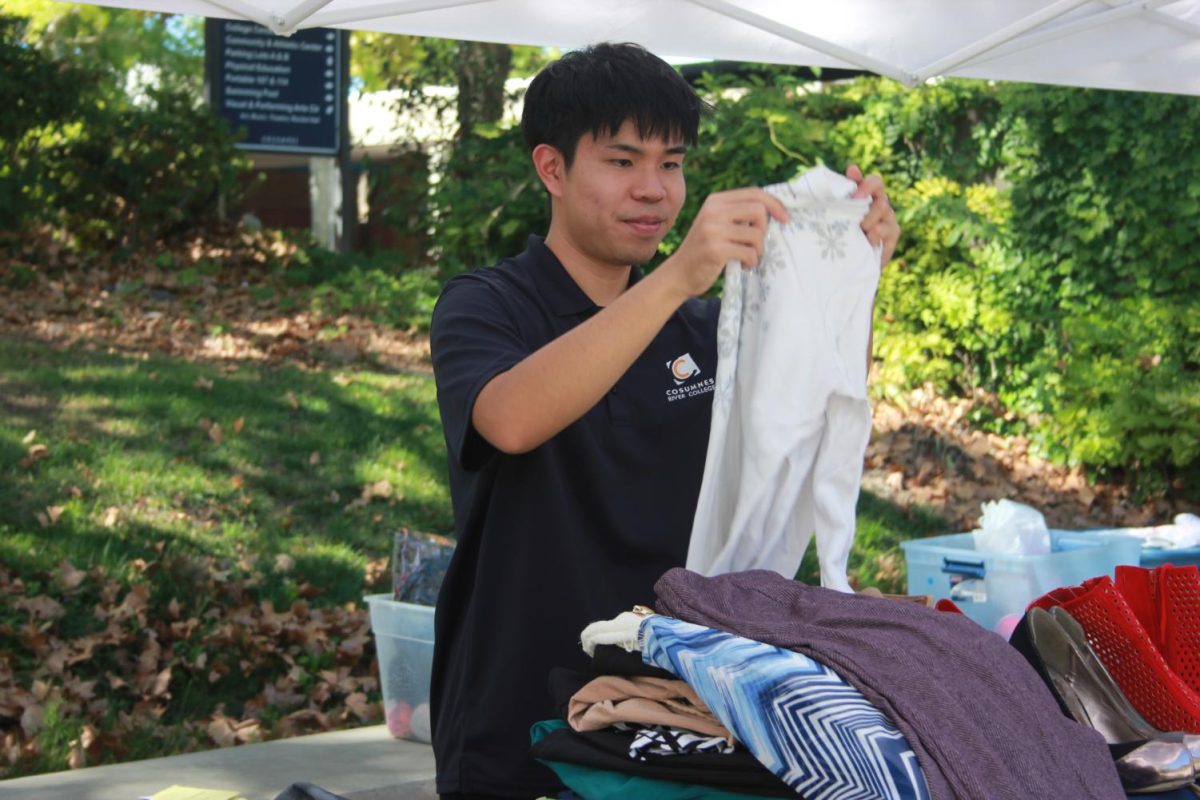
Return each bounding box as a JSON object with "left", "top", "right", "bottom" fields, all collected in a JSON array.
[{"left": 56, "top": 0, "right": 1200, "bottom": 94}]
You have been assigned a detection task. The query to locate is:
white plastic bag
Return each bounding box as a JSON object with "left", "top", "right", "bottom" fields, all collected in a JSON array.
[{"left": 972, "top": 499, "right": 1051, "bottom": 555}]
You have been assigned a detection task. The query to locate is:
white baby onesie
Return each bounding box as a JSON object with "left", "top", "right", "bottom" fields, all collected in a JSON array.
[{"left": 686, "top": 165, "right": 881, "bottom": 592}]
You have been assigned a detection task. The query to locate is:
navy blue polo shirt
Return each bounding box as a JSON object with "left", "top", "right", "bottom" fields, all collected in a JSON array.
[{"left": 429, "top": 236, "right": 719, "bottom": 798}]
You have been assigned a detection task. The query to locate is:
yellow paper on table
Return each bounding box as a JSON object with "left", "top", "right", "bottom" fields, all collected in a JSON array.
[{"left": 146, "top": 786, "right": 246, "bottom": 800}]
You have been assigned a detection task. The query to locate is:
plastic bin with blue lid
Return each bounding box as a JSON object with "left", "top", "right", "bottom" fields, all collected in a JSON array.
[
  {"left": 901, "top": 529, "right": 1141, "bottom": 631},
  {"left": 1072, "top": 527, "right": 1200, "bottom": 569},
  {"left": 1139, "top": 546, "right": 1200, "bottom": 569}
]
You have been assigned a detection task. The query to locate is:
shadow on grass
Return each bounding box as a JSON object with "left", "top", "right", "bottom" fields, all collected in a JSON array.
[
  {"left": 0, "top": 335, "right": 452, "bottom": 606},
  {"left": 3, "top": 333, "right": 966, "bottom": 601}
]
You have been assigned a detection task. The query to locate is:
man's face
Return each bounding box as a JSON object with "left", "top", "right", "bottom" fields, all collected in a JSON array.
[{"left": 554, "top": 119, "right": 687, "bottom": 268}]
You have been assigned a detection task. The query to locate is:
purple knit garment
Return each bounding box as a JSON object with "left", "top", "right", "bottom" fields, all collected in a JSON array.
[{"left": 654, "top": 568, "right": 1125, "bottom": 800}]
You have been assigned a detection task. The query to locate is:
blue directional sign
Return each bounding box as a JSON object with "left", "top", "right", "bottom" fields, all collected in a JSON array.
[{"left": 206, "top": 20, "right": 343, "bottom": 154}]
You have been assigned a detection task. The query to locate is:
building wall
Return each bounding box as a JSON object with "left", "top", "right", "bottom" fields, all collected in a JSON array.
[{"left": 236, "top": 149, "right": 429, "bottom": 260}]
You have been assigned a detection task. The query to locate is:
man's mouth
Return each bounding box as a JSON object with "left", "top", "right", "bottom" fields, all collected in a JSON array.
[{"left": 623, "top": 216, "right": 665, "bottom": 235}]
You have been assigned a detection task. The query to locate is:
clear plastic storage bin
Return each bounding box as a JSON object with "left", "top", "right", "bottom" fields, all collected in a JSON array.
[
  {"left": 901, "top": 529, "right": 1141, "bottom": 631},
  {"left": 1139, "top": 546, "right": 1200, "bottom": 569},
  {"left": 1074, "top": 528, "right": 1200, "bottom": 570},
  {"left": 366, "top": 594, "right": 435, "bottom": 742}
]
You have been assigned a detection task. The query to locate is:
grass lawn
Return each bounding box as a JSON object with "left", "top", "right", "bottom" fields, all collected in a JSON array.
[
  {"left": 0, "top": 335, "right": 452, "bottom": 777},
  {"left": 0, "top": 333, "right": 946, "bottom": 778},
  {"left": 0, "top": 337, "right": 451, "bottom": 600}
]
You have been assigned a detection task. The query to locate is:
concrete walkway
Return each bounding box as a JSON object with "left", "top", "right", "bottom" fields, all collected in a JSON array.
[{"left": 0, "top": 726, "right": 437, "bottom": 800}]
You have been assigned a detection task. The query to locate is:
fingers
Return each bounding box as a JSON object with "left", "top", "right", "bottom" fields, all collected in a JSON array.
[
  {"left": 860, "top": 187, "right": 892, "bottom": 229},
  {"left": 700, "top": 207, "right": 770, "bottom": 266},
  {"left": 845, "top": 165, "right": 900, "bottom": 267},
  {"left": 862, "top": 216, "right": 900, "bottom": 264},
  {"left": 846, "top": 163, "right": 864, "bottom": 187},
  {"left": 696, "top": 192, "right": 784, "bottom": 265},
  {"left": 759, "top": 191, "right": 791, "bottom": 225},
  {"left": 711, "top": 188, "right": 790, "bottom": 225},
  {"left": 853, "top": 174, "right": 886, "bottom": 202}
]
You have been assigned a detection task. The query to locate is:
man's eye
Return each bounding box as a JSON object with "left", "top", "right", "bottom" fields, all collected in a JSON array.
[
  {"left": 663, "top": 161, "right": 683, "bottom": 171},
  {"left": 610, "top": 159, "right": 633, "bottom": 167}
]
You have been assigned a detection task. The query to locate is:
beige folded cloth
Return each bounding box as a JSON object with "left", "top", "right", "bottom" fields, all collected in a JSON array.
[{"left": 567, "top": 674, "right": 733, "bottom": 742}]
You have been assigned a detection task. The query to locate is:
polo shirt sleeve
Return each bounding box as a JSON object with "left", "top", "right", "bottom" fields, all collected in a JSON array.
[{"left": 430, "top": 274, "right": 530, "bottom": 471}]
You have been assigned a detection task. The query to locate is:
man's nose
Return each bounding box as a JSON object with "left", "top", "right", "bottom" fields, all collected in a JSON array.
[{"left": 631, "top": 166, "right": 666, "bottom": 202}]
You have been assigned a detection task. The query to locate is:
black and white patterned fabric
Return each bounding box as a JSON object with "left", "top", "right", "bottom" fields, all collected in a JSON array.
[{"left": 620, "top": 723, "right": 735, "bottom": 759}]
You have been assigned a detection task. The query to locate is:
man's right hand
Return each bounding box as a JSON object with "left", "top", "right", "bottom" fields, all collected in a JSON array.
[{"left": 659, "top": 188, "right": 791, "bottom": 300}]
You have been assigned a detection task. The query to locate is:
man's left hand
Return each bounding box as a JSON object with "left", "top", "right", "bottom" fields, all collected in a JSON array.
[{"left": 847, "top": 164, "right": 900, "bottom": 268}]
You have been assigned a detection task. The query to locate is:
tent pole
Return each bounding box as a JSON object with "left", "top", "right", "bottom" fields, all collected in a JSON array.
[
  {"left": 912, "top": 0, "right": 1091, "bottom": 82},
  {"left": 1103, "top": 0, "right": 1200, "bottom": 35},
  {"left": 684, "top": 0, "right": 917, "bottom": 85},
  {"left": 204, "top": 0, "right": 280, "bottom": 32},
  {"left": 301, "top": 0, "right": 495, "bottom": 31},
  {"left": 1143, "top": 6, "right": 1200, "bottom": 38},
  {"left": 963, "top": 0, "right": 1180, "bottom": 68},
  {"left": 275, "top": 0, "right": 336, "bottom": 34}
]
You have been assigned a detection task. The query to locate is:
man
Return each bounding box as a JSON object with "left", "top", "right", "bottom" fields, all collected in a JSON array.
[{"left": 429, "top": 42, "right": 899, "bottom": 799}]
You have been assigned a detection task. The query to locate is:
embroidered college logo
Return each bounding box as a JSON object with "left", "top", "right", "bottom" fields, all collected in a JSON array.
[{"left": 667, "top": 353, "right": 701, "bottom": 385}]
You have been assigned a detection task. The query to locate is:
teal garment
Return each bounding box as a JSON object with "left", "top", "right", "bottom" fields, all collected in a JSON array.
[{"left": 530, "top": 720, "right": 778, "bottom": 800}]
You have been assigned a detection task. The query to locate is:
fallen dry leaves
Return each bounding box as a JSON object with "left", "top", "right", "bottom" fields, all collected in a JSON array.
[
  {"left": 0, "top": 228, "right": 430, "bottom": 375},
  {"left": 0, "top": 554, "right": 383, "bottom": 778},
  {"left": 19, "top": 443, "right": 49, "bottom": 470},
  {"left": 864, "top": 384, "right": 1199, "bottom": 531}
]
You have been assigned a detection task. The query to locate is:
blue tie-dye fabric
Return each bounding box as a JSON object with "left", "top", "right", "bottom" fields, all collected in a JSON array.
[{"left": 640, "top": 615, "right": 930, "bottom": 800}]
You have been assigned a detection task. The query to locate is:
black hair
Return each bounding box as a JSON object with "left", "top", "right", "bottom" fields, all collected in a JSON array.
[{"left": 521, "top": 42, "right": 707, "bottom": 167}]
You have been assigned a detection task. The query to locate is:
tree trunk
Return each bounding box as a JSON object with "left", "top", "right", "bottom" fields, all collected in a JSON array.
[{"left": 454, "top": 41, "right": 513, "bottom": 142}]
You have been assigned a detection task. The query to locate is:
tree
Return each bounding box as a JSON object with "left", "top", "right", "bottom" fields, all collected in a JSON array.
[
  {"left": 0, "top": 14, "right": 95, "bottom": 235},
  {"left": 453, "top": 41, "right": 512, "bottom": 142},
  {"left": 350, "top": 32, "right": 550, "bottom": 139},
  {"left": 6, "top": 0, "right": 203, "bottom": 98}
]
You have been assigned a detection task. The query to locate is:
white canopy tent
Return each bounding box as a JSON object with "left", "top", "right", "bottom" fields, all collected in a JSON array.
[{"left": 55, "top": 0, "right": 1200, "bottom": 96}]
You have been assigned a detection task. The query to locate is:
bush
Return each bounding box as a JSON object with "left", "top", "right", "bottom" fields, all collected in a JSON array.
[
  {"left": 308, "top": 263, "right": 441, "bottom": 332},
  {"left": 809, "top": 77, "right": 1200, "bottom": 488},
  {"left": 42, "top": 87, "right": 252, "bottom": 250},
  {"left": 1, "top": 13, "right": 251, "bottom": 251},
  {"left": 998, "top": 85, "right": 1200, "bottom": 482},
  {"left": 872, "top": 176, "right": 1018, "bottom": 396},
  {"left": 425, "top": 124, "right": 549, "bottom": 274},
  {"left": 660, "top": 69, "right": 836, "bottom": 259},
  {"left": 1046, "top": 296, "right": 1200, "bottom": 483},
  {"left": 0, "top": 14, "right": 95, "bottom": 236}
]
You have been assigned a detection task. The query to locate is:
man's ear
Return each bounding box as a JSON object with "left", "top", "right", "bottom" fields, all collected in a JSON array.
[{"left": 532, "top": 143, "right": 567, "bottom": 198}]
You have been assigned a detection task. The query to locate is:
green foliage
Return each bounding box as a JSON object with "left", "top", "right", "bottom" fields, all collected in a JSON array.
[
  {"left": 41, "top": 87, "right": 252, "bottom": 249},
  {"left": 307, "top": 263, "right": 441, "bottom": 332},
  {"left": 351, "top": 31, "right": 552, "bottom": 92},
  {"left": 813, "top": 76, "right": 1199, "bottom": 486},
  {"left": 1046, "top": 297, "right": 1200, "bottom": 483},
  {"left": 0, "top": 15, "right": 95, "bottom": 233},
  {"left": 426, "top": 125, "right": 549, "bottom": 273},
  {"left": 826, "top": 77, "right": 1008, "bottom": 186},
  {"left": 1, "top": 12, "right": 250, "bottom": 250},
  {"left": 872, "top": 176, "right": 1018, "bottom": 396},
  {"left": 351, "top": 31, "right": 458, "bottom": 93},
  {"left": 816, "top": 77, "right": 1026, "bottom": 400},
  {"left": 7, "top": 1, "right": 204, "bottom": 98},
  {"left": 660, "top": 69, "right": 834, "bottom": 258},
  {"left": 996, "top": 86, "right": 1200, "bottom": 480}
]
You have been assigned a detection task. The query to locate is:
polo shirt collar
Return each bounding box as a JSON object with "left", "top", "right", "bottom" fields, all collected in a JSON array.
[{"left": 524, "top": 235, "right": 644, "bottom": 317}]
